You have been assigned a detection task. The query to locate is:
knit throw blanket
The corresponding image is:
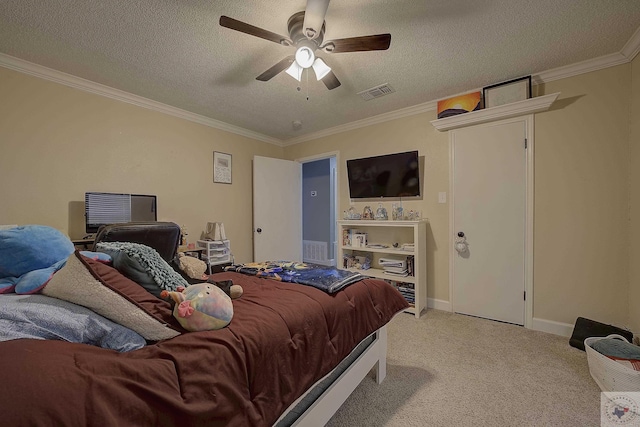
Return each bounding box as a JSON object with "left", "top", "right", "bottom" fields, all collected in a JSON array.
[{"left": 96, "top": 242, "right": 188, "bottom": 292}]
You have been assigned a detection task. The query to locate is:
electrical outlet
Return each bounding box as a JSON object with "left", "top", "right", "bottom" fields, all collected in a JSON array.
[{"left": 438, "top": 192, "right": 447, "bottom": 204}]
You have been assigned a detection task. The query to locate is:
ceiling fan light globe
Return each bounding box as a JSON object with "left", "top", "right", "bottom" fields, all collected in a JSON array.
[
  {"left": 295, "top": 46, "right": 315, "bottom": 68},
  {"left": 312, "top": 58, "right": 331, "bottom": 80},
  {"left": 285, "top": 61, "right": 303, "bottom": 81}
]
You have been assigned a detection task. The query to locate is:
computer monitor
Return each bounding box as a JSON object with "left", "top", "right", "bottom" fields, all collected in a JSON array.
[{"left": 84, "top": 192, "right": 157, "bottom": 234}]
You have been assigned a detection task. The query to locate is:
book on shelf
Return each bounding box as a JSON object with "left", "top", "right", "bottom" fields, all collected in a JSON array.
[
  {"left": 396, "top": 287, "right": 415, "bottom": 296},
  {"left": 366, "top": 243, "right": 389, "bottom": 249},
  {"left": 396, "top": 289, "right": 415, "bottom": 304},
  {"left": 342, "top": 229, "right": 368, "bottom": 248},
  {"left": 379, "top": 257, "right": 406, "bottom": 268},
  {"left": 383, "top": 266, "right": 408, "bottom": 274},
  {"left": 406, "top": 255, "right": 414, "bottom": 277},
  {"left": 396, "top": 282, "right": 415, "bottom": 290},
  {"left": 342, "top": 228, "right": 350, "bottom": 246},
  {"left": 384, "top": 280, "right": 415, "bottom": 304},
  {"left": 383, "top": 269, "right": 409, "bottom": 277}
]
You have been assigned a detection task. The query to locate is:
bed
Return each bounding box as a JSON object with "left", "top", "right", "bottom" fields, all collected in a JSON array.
[{"left": 0, "top": 252, "right": 408, "bottom": 426}]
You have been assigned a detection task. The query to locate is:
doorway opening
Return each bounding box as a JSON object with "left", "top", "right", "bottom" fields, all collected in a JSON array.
[{"left": 301, "top": 154, "right": 338, "bottom": 266}]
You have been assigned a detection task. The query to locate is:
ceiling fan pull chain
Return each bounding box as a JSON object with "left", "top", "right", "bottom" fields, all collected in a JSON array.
[{"left": 306, "top": 68, "right": 310, "bottom": 101}]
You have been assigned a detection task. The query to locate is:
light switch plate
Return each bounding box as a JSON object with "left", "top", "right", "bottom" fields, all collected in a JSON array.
[{"left": 438, "top": 192, "right": 447, "bottom": 204}]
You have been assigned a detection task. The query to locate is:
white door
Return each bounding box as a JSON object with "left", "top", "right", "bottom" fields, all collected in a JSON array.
[
  {"left": 253, "top": 156, "right": 302, "bottom": 261},
  {"left": 451, "top": 118, "right": 527, "bottom": 325}
]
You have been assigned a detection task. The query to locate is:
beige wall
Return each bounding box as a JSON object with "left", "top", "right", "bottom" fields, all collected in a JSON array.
[
  {"left": 284, "top": 113, "right": 451, "bottom": 303},
  {"left": 1, "top": 60, "right": 637, "bottom": 331},
  {"left": 631, "top": 55, "right": 640, "bottom": 333},
  {"left": 535, "top": 65, "right": 631, "bottom": 327},
  {"left": 0, "top": 66, "right": 283, "bottom": 263},
  {"left": 286, "top": 64, "right": 636, "bottom": 330}
]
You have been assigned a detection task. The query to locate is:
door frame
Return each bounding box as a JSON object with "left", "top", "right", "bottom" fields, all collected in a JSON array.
[
  {"left": 295, "top": 151, "right": 340, "bottom": 264},
  {"left": 448, "top": 115, "right": 534, "bottom": 329}
]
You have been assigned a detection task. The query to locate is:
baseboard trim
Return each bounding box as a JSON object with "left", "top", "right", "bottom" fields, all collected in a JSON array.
[
  {"left": 427, "top": 298, "right": 451, "bottom": 312},
  {"left": 531, "top": 317, "right": 574, "bottom": 337}
]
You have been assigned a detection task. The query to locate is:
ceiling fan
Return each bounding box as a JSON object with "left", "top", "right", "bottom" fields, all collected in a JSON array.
[{"left": 219, "top": 0, "right": 391, "bottom": 90}]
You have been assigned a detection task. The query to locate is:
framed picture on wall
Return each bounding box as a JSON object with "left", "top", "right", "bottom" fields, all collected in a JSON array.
[
  {"left": 482, "top": 76, "right": 532, "bottom": 108},
  {"left": 213, "top": 151, "right": 232, "bottom": 184}
]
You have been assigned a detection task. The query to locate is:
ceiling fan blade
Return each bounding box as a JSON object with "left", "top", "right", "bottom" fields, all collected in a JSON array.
[
  {"left": 220, "top": 16, "right": 292, "bottom": 46},
  {"left": 256, "top": 56, "right": 295, "bottom": 81},
  {"left": 303, "top": 0, "right": 330, "bottom": 40},
  {"left": 323, "top": 34, "right": 391, "bottom": 53},
  {"left": 321, "top": 70, "right": 341, "bottom": 90}
]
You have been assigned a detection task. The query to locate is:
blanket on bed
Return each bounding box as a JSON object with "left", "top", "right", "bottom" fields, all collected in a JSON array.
[
  {"left": 225, "top": 261, "right": 365, "bottom": 294},
  {"left": 0, "top": 294, "right": 145, "bottom": 352},
  {"left": 96, "top": 241, "right": 188, "bottom": 293},
  {"left": 0, "top": 270, "right": 409, "bottom": 427}
]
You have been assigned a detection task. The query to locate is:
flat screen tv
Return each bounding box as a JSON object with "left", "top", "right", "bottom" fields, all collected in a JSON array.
[
  {"left": 347, "top": 150, "right": 420, "bottom": 199},
  {"left": 85, "top": 192, "right": 157, "bottom": 234}
]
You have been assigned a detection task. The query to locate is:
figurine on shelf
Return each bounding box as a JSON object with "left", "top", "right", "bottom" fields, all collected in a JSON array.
[
  {"left": 374, "top": 203, "right": 388, "bottom": 220},
  {"left": 362, "top": 206, "right": 373, "bottom": 220},
  {"left": 392, "top": 203, "right": 403, "bottom": 220},
  {"left": 346, "top": 207, "right": 361, "bottom": 220}
]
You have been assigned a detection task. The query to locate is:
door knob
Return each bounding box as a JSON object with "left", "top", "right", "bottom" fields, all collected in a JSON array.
[
  {"left": 455, "top": 232, "right": 468, "bottom": 255},
  {"left": 256, "top": 228, "right": 262, "bottom": 233}
]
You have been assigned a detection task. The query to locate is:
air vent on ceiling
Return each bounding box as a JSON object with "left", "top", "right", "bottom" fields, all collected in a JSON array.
[{"left": 357, "top": 83, "right": 395, "bottom": 101}]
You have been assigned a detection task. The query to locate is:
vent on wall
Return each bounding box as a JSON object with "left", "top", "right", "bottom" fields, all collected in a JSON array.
[
  {"left": 303, "top": 240, "right": 333, "bottom": 266},
  {"left": 358, "top": 83, "right": 395, "bottom": 101}
]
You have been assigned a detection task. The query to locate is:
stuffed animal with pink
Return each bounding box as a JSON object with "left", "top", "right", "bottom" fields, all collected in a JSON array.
[{"left": 161, "top": 283, "right": 233, "bottom": 331}]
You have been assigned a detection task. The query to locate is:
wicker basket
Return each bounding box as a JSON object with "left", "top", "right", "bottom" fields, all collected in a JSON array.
[{"left": 585, "top": 334, "right": 640, "bottom": 392}]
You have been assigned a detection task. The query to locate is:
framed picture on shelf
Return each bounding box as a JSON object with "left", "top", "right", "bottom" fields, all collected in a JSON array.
[
  {"left": 213, "top": 151, "right": 232, "bottom": 184},
  {"left": 436, "top": 91, "right": 482, "bottom": 119},
  {"left": 482, "top": 76, "right": 532, "bottom": 109}
]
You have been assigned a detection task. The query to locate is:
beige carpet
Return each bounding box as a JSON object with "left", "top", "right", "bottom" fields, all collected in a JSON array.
[{"left": 326, "top": 309, "right": 601, "bottom": 426}]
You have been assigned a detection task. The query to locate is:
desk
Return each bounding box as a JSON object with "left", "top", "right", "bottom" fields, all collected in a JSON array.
[{"left": 71, "top": 239, "right": 95, "bottom": 250}]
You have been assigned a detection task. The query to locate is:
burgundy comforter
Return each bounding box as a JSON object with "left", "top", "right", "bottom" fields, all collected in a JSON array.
[{"left": 0, "top": 270, "right": 407, "bottom": 426}]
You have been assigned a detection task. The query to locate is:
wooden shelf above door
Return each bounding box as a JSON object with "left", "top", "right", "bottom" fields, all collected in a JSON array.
[{"left": 430, "top": 92, "right": 560, "bottom": 132}]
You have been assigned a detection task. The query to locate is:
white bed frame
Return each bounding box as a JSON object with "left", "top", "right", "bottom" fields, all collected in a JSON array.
[{"left": 274, "top": 325, "right": 388, "bottom": 426}]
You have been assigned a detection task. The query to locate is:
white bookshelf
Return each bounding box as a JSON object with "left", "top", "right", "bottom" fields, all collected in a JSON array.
[{"left": 338, "top": 219, "right": 427, "bottom": 317}]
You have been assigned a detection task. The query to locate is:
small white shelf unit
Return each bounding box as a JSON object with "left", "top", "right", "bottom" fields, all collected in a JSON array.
[
  {"left": 197, "top": 239, "right": 232, "bottom": 274},
  {"left": 337, "top": 219, "right": 427, "bottom": 318}
]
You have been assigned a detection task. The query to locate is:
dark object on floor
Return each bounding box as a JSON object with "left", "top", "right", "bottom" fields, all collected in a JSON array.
[{"left": 570, "top": 317, "right": 633, "bottom": 351}]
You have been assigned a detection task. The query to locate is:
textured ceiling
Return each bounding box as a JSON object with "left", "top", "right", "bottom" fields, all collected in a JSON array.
[{"left": 1, "top": 0, "right": 640, "bottom": 143}]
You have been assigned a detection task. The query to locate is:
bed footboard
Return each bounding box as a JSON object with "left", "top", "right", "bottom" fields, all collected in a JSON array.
[{"left": 275, "top": 325, "right": 388, "bottom": 427}]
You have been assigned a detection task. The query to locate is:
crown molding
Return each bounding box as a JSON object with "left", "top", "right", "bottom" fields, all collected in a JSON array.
[
  {"left": 621, "top": 25, "right": 640, "bottom": 61},
  {"left": 290, "top": 27, "right": 640, "bottom": 144},
  {"left": 430, "top": 92, "right": 560, "bottom": 132},
  {"left": 534, "top": 52, "right": 630, "bottom": 84},
  {"left": 0, "top": 53, "right": 283, "bottom": 146},
  {"left": 282, "top": 100, "right": 437, "bottom": 146},
  {"left": 2, "top": 22, "right": 639, "bottom": 147},
  {"left": 289, "top": 48, "right": 637, "bottom": 145}
]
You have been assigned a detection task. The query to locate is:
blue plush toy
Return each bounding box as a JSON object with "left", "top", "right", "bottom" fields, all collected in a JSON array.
[{"left": 0, "top": 225, "right": 75, "bottom": 294}]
